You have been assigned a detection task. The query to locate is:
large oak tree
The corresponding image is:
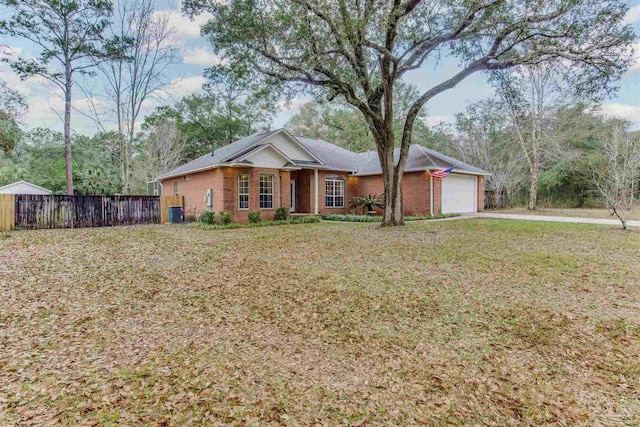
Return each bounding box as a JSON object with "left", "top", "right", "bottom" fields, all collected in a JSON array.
[{"left": 185, "top": 0, "right": 634, "bottom": 225}]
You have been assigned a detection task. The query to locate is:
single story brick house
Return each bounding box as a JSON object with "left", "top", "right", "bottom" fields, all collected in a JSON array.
[{"left": 158, "top": 128, "right": 489, "bottom": 222}]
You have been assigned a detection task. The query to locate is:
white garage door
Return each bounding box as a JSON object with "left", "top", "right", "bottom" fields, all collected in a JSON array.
[{"left": 441, "top": 174, "right": 477, "bottom": 214}]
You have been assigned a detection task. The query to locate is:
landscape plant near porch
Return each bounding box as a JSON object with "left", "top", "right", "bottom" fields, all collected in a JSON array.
[
  {"left": 274, "top": 207, "right": 289, "bottom": 221},
  {"left": 247, "top": 211, "right": 261, "bottom": 224},
  {"left": 192, "top": 215, "right": 321, "bottom": 229},
  {"left": 350, "top": 194, "right": 384, "bottom": 216},
  {"left": 186, "top": 0, "right": 634, "bottom": 226}
]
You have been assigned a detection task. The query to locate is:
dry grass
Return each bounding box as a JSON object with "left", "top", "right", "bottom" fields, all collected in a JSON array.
[
  {"left": 496, "top": 206, "right": 640, "bottom": 221},
  {"left": 1, "top": 220, "right": 639, "bottom": 426}
]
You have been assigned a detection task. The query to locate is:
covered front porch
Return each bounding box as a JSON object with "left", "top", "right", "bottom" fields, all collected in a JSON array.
[{"left": 289, "top": 169, "right": 320, "bottom": 214}]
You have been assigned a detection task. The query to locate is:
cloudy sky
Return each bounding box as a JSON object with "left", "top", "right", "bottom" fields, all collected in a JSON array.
[{"left": 1, "top": 1, "right": 639, "bottom": 137}]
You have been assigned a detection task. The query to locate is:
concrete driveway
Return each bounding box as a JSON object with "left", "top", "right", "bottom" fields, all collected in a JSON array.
[{"left": 471, "top": 212, "right": 640, "bottom": 227}]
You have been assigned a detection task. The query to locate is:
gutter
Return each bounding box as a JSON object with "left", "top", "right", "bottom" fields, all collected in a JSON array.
[
  {"left": 158, "top": 162, "right": 307, "bottom": 181},
  {"left": 351, "top": 167, "right": 491, "bottom": 177}
]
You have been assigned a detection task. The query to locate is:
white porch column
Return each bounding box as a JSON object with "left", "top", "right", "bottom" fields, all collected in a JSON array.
[{"left": 314, "top": 169, "right": 319, "bottom": 214}]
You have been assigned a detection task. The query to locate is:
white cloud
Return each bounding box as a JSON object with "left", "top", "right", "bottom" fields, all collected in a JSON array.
[
  {"left": 0, "top": 45, "right": 23, "bottom": 61},
  {"left": 630, "top": 41, "right": 640, "bottom": 72},
  {"left": 623, "top": 5, "right": 640, "bottom": 25},
  {"left": 277, "top": 97, "right": 310, "bottom": 113},
  {"left": 601, "top": 103, "right": 640, "bottom": 123},
  {"left": 425, "top": 115, "right": 450, "bottom": 126},
  {"left": 182, "top": 47, "right": 222, "bottom": 66},
  {"left": 165, "top": 76, "right": 206, "bottom": 98},
  {"left": 152, "top": 9, "right": 213, "bottom": 39}
]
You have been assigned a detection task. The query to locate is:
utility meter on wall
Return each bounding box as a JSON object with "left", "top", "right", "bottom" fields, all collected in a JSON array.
[{"left": 205, "top": 189, "right": 213, "bottom": 208}]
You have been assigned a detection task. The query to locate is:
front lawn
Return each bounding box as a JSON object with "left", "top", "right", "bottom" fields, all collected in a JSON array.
[
  {"left": 1, "top": 220, "right": 639, "bottom": 425},
  {"left": 495, "top": 206, "right": 640, "bottom": 221}
]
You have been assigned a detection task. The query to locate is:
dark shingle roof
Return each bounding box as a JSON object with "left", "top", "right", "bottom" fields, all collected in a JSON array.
[
  {"left": 158, "top": 130, "right": 279, "bottom": 178},
  {"left": 159, "top": 129, "right": 490, "bottom": 179},
  {"left": 294, "top": 136, "right": 360, "bottom": 171},
  {"left": 353, "top": 145, "right": 489, "bottom": 175}
]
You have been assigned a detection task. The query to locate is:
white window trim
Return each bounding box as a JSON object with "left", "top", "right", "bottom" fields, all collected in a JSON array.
[
  {"left": 259, "top": 174, "right": 274, "bottom": 210},
  {"left": 325, "top": 177, "right": 345, "bottom": 208},
  {"left": 173, "top": 182, "right": 179, "bottom": 196},
  {"left": 238, "top": 174, "right": 249, "bottom": 210}
]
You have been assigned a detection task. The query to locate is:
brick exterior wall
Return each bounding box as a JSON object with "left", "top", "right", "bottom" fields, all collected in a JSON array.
[
  {"left": 162, "top": 167, "right": 288, "bottom": 223},
  {"left": 227, "top": 167, "right": 286, "bottom": 223},
  {"left": 162, "top": 168, "right": 224, "bottom": 220},
  {"left": 163, "top": 166, "right": 482, "bottom": 222},
  {"left": 318, "top": 170, "right": 352, "bottom": 214},
  {"left": 432, "top": 178, "right": 442, "bottom": 215},
  {"left": 280, "top": 171, "right": 291, "bottom": 213},
  {"left": 352, "top": 171, "right": 435, "bottom": 216}
]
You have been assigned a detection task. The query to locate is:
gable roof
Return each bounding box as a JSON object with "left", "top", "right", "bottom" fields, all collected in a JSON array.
[
  {"left": 0, "top": 180, "right": 53, "bottom": 194},
  {"left": 159, "top": 128, "right": 490, "bottom": 179},
  {"left": 159, "top": 129, "right": 323, "bottom": 179},
  {"left": 231, "top": 143, "right": 300, "bottom": 168}
]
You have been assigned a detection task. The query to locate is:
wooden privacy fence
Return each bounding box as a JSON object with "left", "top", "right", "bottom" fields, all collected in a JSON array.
[
  {"left": 0, "top": 194, "right": 184, "bottom": 231},
  {"left": 0, "top": 194, "right": 15, "bottom": 231},
  {"left": 159, "top": 195, "right": 184, "bottom": 224}
]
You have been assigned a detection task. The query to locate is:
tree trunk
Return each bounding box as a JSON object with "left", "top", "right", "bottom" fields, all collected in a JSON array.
[
  {"left": 381, "top": 170, "right": 404, "bottom": 226},
  {"left": 528, "top": 167, "right": 538, "bottom": 210},
  {"left": 379, "top": 137, "right": 404, "bottom": 227},
  {"left": 528, "top": 145, "right": 541, "bottom": 210},
  {"left": 64, "top": 69, "right": 74, "bottom": 195}
]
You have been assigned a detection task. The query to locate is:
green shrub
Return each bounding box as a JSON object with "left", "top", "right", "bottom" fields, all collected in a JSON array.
[
  {"left": 349, "top": 194, "right": 384, "bottom": 214},
  {"left": 189, "top": 215, "right": 320, "bottom": 230},
  {"left": 219, "top": 211, "right": 232, "bottom": 225},
  {"left": 274, "top": 207, "right": 289, "bottom": 221},
  {"left": 289, "top": 215, "right": 321, "bottom": 224},
  {"left": 405, "top": 213, "right": 460, "bottom": 221},
  {"left": 199, "top": 210, "right": 216, "bottom": 224},
  {"left": 190, "top": 222, "right": 240, "bottom": 230},
  {"left": 321, "top": 214, "right": 381, "bottom": 222},
  {"left": 247, "top": 211, "right": 261, "bottom": 224},
  {"left": 321, "top": 213, "right": 460, "bottom": 222}
]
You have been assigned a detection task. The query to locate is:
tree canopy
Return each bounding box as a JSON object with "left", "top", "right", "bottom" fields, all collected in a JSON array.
[
  {"left": 186, "top": 0, "right": 635, "bottom": 225},
  {"left": 0, "top": 0, "right": 121, "bottom": 194}
]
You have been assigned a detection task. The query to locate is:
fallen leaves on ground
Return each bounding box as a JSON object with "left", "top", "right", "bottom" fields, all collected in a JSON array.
[{"left": 0, "top": 220, "right": 639, "bottom": 426}]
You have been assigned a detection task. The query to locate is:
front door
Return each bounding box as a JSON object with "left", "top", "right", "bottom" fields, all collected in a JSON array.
[{"left": 290, "top": 180, "right": 296, "bottom": 213}]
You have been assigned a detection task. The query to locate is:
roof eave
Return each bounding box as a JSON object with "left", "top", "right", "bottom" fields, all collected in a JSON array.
[
  {"left": 425, "top": 167, "right": 492, "bottom": 176},
  {"left": 352, "top": 167, "right": 491, "bottom": 177},
  {"left": 158, "top": 164, "right": 221, "bottom": 180}
]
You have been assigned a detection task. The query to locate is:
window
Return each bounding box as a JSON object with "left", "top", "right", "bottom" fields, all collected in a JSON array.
[
  {"left": 173, "top": 182, "right": 179, "bottom": 195},
  {"left": 259, "top": 175, "right": 274, "bottom": 209},
  {"left": 238, "top": 174, "right": 249, "bottom": 209},
  {"left": 325, "top": 176, "right": 344, "bottom": 208}
]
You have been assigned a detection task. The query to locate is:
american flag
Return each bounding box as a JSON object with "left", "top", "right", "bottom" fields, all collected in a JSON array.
[{"left": 430, "top": 167, "right": 453, "bottom": 179}]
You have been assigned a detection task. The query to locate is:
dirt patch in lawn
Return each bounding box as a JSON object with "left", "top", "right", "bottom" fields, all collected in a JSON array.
[{"left": 1, "top": 220, "right": 639, "bottom": 426}]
